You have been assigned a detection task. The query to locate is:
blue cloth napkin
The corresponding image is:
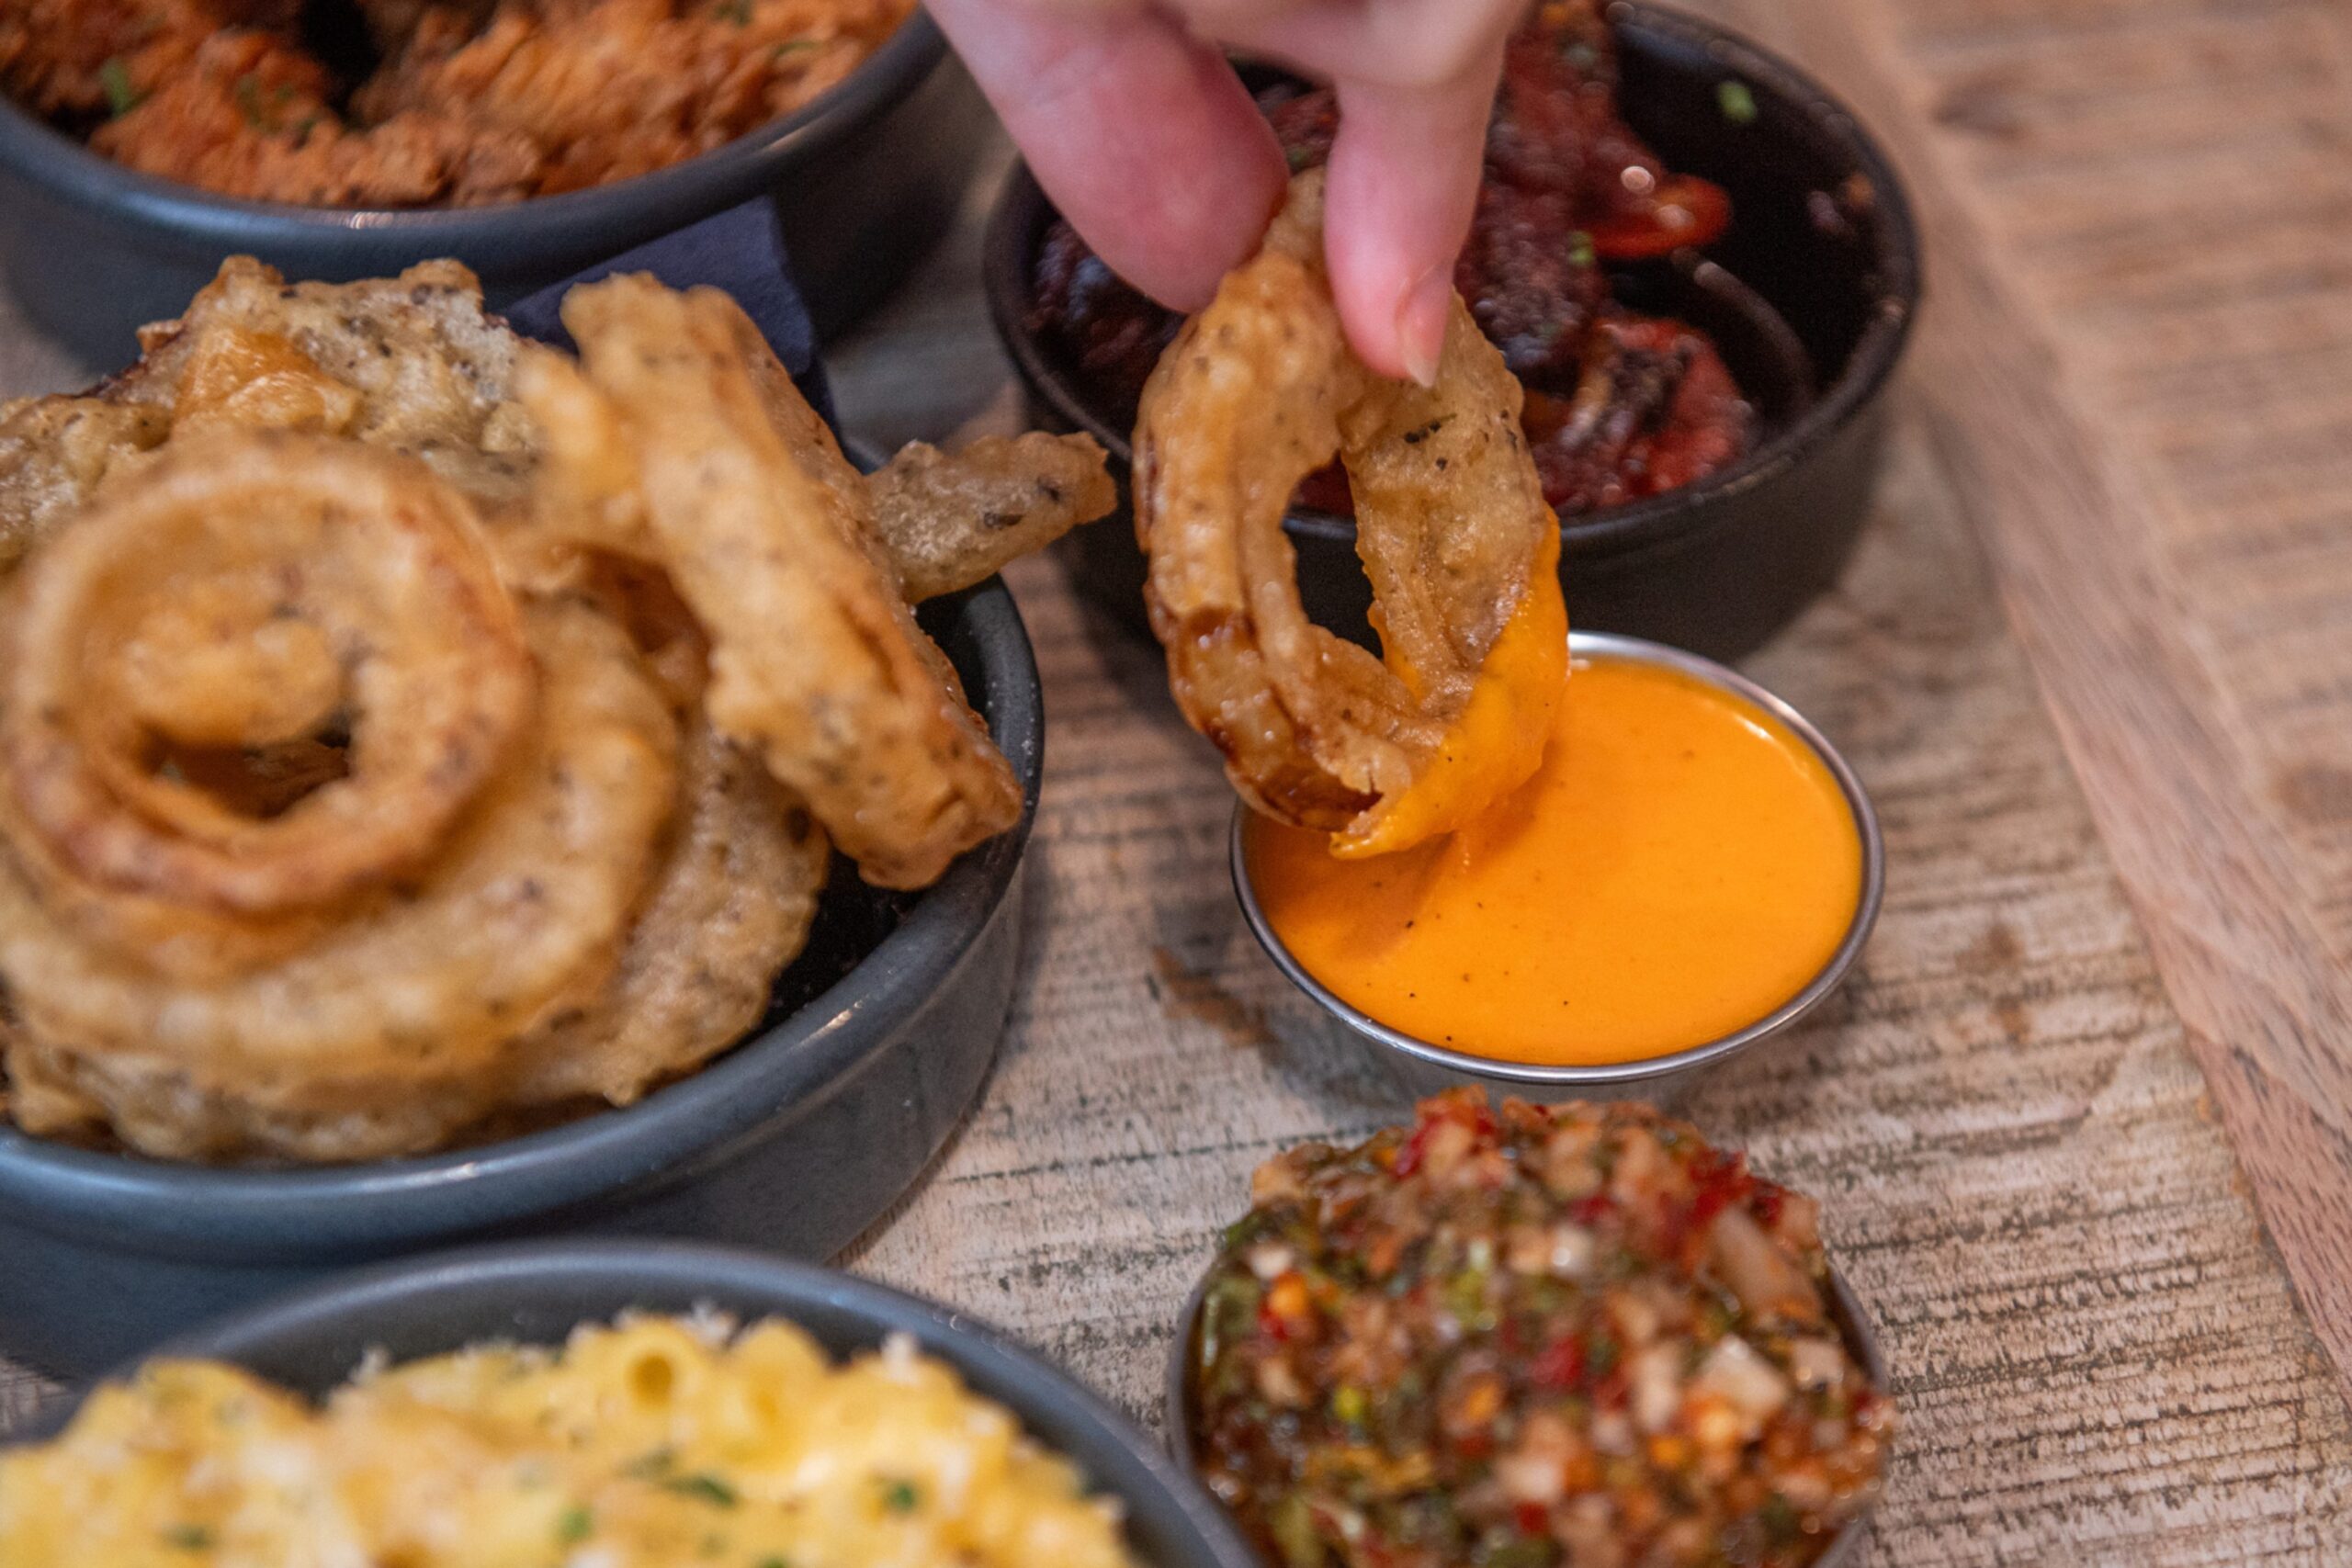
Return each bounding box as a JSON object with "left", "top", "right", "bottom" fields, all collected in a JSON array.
[{"left": 504, "top": 200, "right": 834, "bottom": 428}]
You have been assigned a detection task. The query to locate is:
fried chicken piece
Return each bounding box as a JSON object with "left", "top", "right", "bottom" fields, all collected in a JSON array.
[
  {"left": 0, "top": 0, "right": 295, "bottom": 122},
  {"left": 356, "top": 0, "right": 909, "bottom": 195},
  {"left": 91, "top": 29, "right": 540, "bottom": 205}
]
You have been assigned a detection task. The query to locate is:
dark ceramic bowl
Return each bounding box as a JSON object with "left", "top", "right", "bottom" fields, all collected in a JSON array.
[
  {"left": 7, "top": 1239, "right": 1262, "bottom": 1568},
  {"left": 985, "top": 1, "right": 1921, "bottom": 662},
  {"left": 0, "top": 11, "right": 988, "bottom": 365},
  {"left": 1167, "top": 1253, "right": 1889, "bottom": 1566},
  {"left": 0, "top": 582, "right": 1041, "bottom": 1379}
]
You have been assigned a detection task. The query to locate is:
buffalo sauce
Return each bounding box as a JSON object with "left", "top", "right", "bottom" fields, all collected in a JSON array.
[{"left": 1245, "top": 655, "right": 1862, "bottom": 1066}]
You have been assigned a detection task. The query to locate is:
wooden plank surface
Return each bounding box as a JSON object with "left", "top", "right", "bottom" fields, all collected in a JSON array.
[
  {"left": 1688, "top": 0, "right": 2352, "bottom": 1407},
  {"left": 4, "top": 12, "right": 2352, "bottom": 1563}
]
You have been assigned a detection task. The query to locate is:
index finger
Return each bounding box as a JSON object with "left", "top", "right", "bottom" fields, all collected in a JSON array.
[{"left": 928, "top": 0, "right": 1289, "bottom": 312}]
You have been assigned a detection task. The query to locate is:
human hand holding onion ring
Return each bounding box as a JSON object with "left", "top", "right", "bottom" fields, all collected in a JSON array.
[{"left": 926, "top": 0, "right": 1524, "bottom": 383}]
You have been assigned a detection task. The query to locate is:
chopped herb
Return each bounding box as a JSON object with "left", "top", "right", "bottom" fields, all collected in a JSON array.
[
  {"left": 1330, "top": 1383, "right": 1369, "bottom": 1427},
  {"left": 622, "top": 1445, "right": 678, "bottom": 1480},
  {"left": 1270, "top": 1489, "right": 1324, "bottom": 1568},
  {"left": 554, "top": 1505, "right": 593, "bottom": 1545},
  {"left": 754, "top": 1558, "right": 795, "bottom": 1568},
  {"left": 879, "top": 1478, "right": 922, "bottom": 1514},
  {"left": 1758, "top": 1492, "right": 1803, "bottom": 1545},
  {"left": 1566, "top": 231, "right": 1596, "bottom": 269},
  {"left": 1717, "top": 79, "right": 1758, "bottom": 125},
  {"left": 715, "top": 0, "right": 751, "bottom": 23},
  {"left": 161, "top": 1525, "right": 216, "bottom": 1551},
  {"left": 661, "top": 1472, "right": 741, "bottom": 1508},
  {"left": 772, "top": 37, "right": 820, "bottom": 57},
  {"left": 98, "top": 57, "right": 143, "bottom": 118},
  {"left": 232, "top": 73, "right": 269, "bottom": 129},
  {"left": 1284, "top": 141, "right": 1318, "bottom": 174}
]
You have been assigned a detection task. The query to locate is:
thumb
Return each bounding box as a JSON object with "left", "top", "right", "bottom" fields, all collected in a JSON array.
[{"left": 1317, "top": 42, "right": 1505, "bottom": 383}]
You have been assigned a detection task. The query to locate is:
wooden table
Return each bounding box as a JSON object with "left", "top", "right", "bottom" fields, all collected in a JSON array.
[{"left": 4, "top": 0, "right": 2350, "bottom": 1557}]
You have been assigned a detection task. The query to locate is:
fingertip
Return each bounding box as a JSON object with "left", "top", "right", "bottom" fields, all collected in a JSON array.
[
  {"left": 1318, "top": 53, "right": 1502, "bottom": 380},
  {"left": 1394, "top": 265, "right": 1453, "bottom": 387},
  {"left": 932, "top": 0, "right": 1286, "bottom": 311}
]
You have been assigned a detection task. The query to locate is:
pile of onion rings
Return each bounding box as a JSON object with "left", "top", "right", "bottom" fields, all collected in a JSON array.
[
  {"left": 1135, "top": 172, "right": 1568, "bottom": 857},
  {"left": 0, "top": 260, "right": 1112, "bottom": 1162}
]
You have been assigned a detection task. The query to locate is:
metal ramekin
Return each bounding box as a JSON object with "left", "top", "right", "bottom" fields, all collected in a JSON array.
[
  {"left": 1232, "top": 630, "right": 1884, "bottom": 1095},
  {"left": 1166, "top": 1254, "right": 1887, "bottom": 1568}
]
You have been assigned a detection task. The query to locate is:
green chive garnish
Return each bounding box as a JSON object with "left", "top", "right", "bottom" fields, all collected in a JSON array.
[
  {"left": 99, "top": 58, "right": 143, "bottom": 118},
  {"left": 661, "top": 1472, "right": 741, "bottom": 1508}
]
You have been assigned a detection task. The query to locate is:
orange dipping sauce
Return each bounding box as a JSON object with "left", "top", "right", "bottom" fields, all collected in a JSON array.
[{"left": 1243, "top": 654, "right": 1864, "bottom": 1066}]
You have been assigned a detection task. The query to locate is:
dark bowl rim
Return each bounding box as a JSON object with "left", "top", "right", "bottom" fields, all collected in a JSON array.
[
  {"left": 0, "top": 9, "right": 945, "bottom": 243},
  {"left": 0, "top": 578, "right": 1041, "bottom": 1256},
  {"left": 11, "top": 1237, "right": 1264, "bottom": 1568},
  {"left": 981, "top": 0, "right": 1922, "bottom": 565},
  {"left": 1164, "top": 1243, "right": 1889, "bottom": 1562}
]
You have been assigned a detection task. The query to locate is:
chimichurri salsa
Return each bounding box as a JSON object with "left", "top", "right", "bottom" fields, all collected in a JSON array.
[{"left": 1190, "top": 1092, "right": 1892, "bottom": 1568}]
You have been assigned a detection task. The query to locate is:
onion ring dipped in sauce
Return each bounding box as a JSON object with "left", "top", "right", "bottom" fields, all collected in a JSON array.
[
  {"left": 532, "top": 276, "right": 1025, "bottom": 891},
  {"left": 1245, "top": 653, "right": 1868, "bottom": 1067},
  {"left": 0, "top": 434, "right": 532, "bottom": 917},
  {"left": 0, "top": 596, "right": 678, "bottom": 1162},
  {"left": 1136, "top": 172, "right": 1568, "bottom": 857}
]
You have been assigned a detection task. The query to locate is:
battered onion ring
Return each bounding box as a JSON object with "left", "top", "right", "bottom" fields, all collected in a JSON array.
[
  {"left": 0, "top": 434, "right": 532, "bottom": 915},
  {"left": 501, "top": 346, "right": 1114, "bottom": 608},
  {"left": 0, "top": 1034, "right": 538, "bottom": 1164},
  {"left": 0, "top": 599, "right": 677, "bottom": 1148},
  {"left": 507, "top": 720, "right": 828, "bottom": 1110},
  {"left": 548, "top": 276, "right": 1022, "bottom": 890},
  {"left": 1135, "top": 172, "right": 1567, "bottom": 854},
  {"left": 107, "top": 579, "right": 346, "bottom": 749},
  {"left": 866, "top": 433, "right": 1117, "bottom": 602}
]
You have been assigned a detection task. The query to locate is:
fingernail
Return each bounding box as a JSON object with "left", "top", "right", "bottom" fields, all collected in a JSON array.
[{"left": 1396, "top": 265, "right": 1453, "bottom": 387}]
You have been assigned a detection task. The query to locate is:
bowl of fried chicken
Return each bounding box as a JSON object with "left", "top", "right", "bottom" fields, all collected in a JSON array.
[{"left": 0, "top": 0, "right": 988, "bottom": 361}]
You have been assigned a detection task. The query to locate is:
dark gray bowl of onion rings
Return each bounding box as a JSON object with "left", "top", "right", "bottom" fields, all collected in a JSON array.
[
  {"left": 0, "top": 578, "right": 1041, "bottom": 1379},
  {"left": 987, "top": 1, "right": 1920, "bottom": 663}
]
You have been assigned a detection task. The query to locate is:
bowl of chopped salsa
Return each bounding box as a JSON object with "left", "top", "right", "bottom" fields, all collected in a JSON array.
[
  {"left": 1170, "top": 1092, "right": 1894, "bottom": 1568},
  {"left": 984, "top": 0, "right": 1919, "bottom": 662}
]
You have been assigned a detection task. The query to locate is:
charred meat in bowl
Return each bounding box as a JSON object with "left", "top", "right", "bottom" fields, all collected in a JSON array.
[{"left": 1029, "top": 0, "right": 1758, "bottom": 521}]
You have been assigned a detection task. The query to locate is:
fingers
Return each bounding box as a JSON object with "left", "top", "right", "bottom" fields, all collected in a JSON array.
[
  {"left": 1189, "top": 0, "right": 1506, "bottom": 90},
  {"left": 1319, "top": 39, "right": 1506, "bottom": 381},
  {"left": 927, "top": 0, "right": 1287, "bottom": 311}
]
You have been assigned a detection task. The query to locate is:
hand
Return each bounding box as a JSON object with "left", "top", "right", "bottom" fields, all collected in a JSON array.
[{"left": 927, "top": 0, "right": 1524, "bottom": 383}]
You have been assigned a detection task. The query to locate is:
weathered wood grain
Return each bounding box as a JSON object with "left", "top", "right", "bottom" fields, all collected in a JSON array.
[{"left": 1681, "top": 0, "right": 2352, "bottom": 1407}]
